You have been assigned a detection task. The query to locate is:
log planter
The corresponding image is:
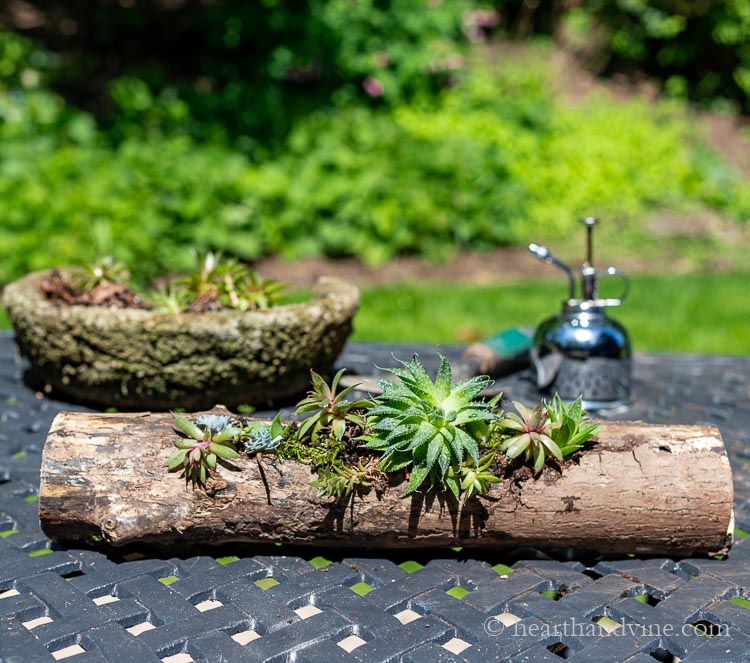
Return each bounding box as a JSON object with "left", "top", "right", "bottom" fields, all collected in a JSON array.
[
  {"left": 38, "top": 410, "right": 735, "bottom": 557},
  {"left": 3, "top": 270, "right": 359, "bottom": 410}
]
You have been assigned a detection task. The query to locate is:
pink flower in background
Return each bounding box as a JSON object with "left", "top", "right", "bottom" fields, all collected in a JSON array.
[
  {"left": 362, "top": 76, "right": 384, "bottom": 97},
  {"left": 462, "top": 9, "right": 501, "bottom": 42}
]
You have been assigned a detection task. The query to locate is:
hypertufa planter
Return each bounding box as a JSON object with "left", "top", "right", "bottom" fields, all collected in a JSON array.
[
  {"left": 39, "top": 410, "right": 734, "bottom": 557},
  {"left": 3, "top": 269, "right": 359, "bottom": 409}
]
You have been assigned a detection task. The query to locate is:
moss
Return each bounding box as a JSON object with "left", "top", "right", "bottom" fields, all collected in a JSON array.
[{"left": 275, "top": 433, "right": 348, "bottom": 468}]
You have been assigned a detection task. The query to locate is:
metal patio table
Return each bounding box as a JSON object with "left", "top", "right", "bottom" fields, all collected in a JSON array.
[{"left": 1, "top": 332, "right": 750, "bottom": 663}]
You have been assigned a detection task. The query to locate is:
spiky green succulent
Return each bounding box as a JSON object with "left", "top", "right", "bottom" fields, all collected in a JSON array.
[
  {"left": 545, "top": 395, "right": 599, "bottom": 457},
  {"left": 449, "top": 452, "right": 501, "bottom": 500},
  {"left": 294, "top": 368, "right": 372, "bottom": 443},
  {"left": 177, "top": 250, "right": 222, "bottom": 300},
  {"left": 149, "top": 283, "right": 190, "bottom": 314},
  {"left": 172, "top": 251, "right": 286, "bottom": 312},
  {"left": 364, "top": 355, "right": 496, "bottom": 494},
  {"left": 80, "top": 255, "right": 130, "bottom": 289},
  {"left": 226, "top": 268, "right": 286, "bottom": 311},
  {"left": 166, "top": 413, "right": 242, "bottom": 487}
]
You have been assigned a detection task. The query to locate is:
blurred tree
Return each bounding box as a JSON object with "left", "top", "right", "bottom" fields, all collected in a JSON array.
[{"left": 0, "top": 0, "right": 483, "bottom": 144}]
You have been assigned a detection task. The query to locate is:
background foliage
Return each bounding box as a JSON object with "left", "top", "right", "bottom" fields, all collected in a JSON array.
[
  {"left": 0, "top": 1, "right": 748, "bottom": 284},
  {"left": 575, "top": 0, "right": 750, "bottom": 113}
]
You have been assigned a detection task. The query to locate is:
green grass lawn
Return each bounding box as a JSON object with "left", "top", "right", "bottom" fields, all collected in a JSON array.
[{"left": 353, "top": 272, "right": 750, "bottom": 355}]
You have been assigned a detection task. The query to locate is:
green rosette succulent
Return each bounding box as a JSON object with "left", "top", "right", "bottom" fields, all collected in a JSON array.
[
  {"left": 545, "top": 395, "right": 600, "bottom": 458},
  {"left": 364, "top": 354, "right": 497, "bottom": 495},
  {"left": 452, "top": 452, "right": 501, "bottom": 500}
]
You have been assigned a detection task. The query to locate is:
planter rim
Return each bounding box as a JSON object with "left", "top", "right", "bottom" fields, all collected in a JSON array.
[{"left": 3, "top": 268, "right": 359, "bottom": 325}]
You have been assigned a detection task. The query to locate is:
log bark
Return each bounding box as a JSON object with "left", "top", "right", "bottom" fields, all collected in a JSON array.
[{"left": 39, "top": 411, "right": 734, "bottom": 556}]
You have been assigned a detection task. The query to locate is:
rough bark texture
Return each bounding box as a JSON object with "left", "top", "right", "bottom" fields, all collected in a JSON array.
[
  {"left": 3, "top": 270, "right": 358, "bottom": 409},
  {"left": 39, "top": 411, "right": 734, "bottom": 556}
]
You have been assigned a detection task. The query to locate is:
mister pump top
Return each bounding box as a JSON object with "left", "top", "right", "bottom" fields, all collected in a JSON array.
[{"left": 528, "top": 217, "right": 631, "bottom": 410}]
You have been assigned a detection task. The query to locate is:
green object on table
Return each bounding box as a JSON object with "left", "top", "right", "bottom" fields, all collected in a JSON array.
[
  {"left": 457, "top": 326, "right": 533, "bottom": 380},
  {"left": 482, "top": 327, "right": 534, "bottom": 356}
]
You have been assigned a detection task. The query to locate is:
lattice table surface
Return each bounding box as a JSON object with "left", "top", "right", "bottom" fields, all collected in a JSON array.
[{"left": 1, "top": 333, "right": 749, "bottom": 663}]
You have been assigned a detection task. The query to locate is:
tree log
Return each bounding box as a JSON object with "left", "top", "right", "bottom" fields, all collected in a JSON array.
[{"left": 39, "top": 411, "right": 734, "bottom": 556}]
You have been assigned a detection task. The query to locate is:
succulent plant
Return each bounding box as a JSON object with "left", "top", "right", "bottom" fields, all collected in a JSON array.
[
  {"left": 364, "top": 354, "right": 496, "bottom": 494},
  {"left": 294, "top": 368, "right": 372, "bottom": 443},
  {"left": 243, "top": 414, "right": 287, "bottom": 455},
  {"left": 195, "top": 413, "right": 233, "bottom": 431},
  {"left": 162, "top": 359, "right": 598, "bottom": 495},
  {"left": 309, "top": 459, "right": 383, "bottom": 499},
  {"left": 172, "top": 250, "right": 286, "bottom": 312},
  {"left": 221, "top": 266, "right": 286, "bottom": 311},
  {"left": 498, "top": 401, "right": 562, "bottom": 474},
  {"left": 166, "top": 413, "right": 242, "bottom": 487},
  {"left": 179, "top": 250, "right": 222, "bottom": 297},
  {"left": 497, "top": 397, "right": 599, "bottom": 474},
  {"left": 149, "top": 283, "right": 190, "bottom": 314},
  {"left": 80, "top": 256, "right": 130, "bottom": 289},
  {"left": 545, "top": 395, "right": 599, "bottom": 457},
  {"left": 214, "top": 256, "right": 251, "bottom": 309},
  {"left": 448, "top": 452, "right": 501, "bottom": 500},
  {"left": 242, "top": 271, "right": 286, "bottom": 310}
]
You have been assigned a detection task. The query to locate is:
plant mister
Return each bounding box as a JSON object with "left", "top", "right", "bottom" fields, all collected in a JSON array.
[{"left": 528, "top": 217, "right": 631, "bottom": 410}]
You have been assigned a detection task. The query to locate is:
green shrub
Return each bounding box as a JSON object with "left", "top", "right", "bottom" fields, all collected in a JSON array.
[
  {"left": 0, "top": 135, "right": 257, "bottom": 283},
  {"left": 0, "top": 28, "right": 748, "bottom": 282},
  {"left": 239, "top": 50, "right": 750, "bottom": 264},
  {"left": 25, "top": 0, "right": 479, "bottom": 143},
  {"left": 316, "top": 0, "right": 478, "bottom": 101},
  {"left": 583, "top": 1, "right": 750, "bottom": 112}
]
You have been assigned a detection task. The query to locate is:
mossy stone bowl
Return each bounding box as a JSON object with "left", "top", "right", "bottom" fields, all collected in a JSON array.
[{"left": 3, "top": 269, "right": 359, "bottom": 410}]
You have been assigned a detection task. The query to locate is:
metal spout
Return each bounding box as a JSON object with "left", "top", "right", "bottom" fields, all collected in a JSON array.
[
  {"left": 580, "top": 217, "right": 598, "bottom": 300},
  {"left": 528, "top": 243, "right": 576, "bottom": 300}
]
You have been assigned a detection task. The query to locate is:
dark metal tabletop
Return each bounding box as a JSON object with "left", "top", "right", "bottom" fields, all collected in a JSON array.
[{"left": 1, "top": 333, "right": 750, "bottom": 663}]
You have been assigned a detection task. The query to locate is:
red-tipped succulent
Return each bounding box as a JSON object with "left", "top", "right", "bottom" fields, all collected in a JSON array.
[
  {"left": 500, "top": 401, "right": 562, "bottom": 474},
  {"left": 166, "top": 413, "right": 242, "bottom": 488}
]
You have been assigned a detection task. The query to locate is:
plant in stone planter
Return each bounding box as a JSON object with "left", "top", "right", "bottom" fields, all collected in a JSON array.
[
  {"left": 79, "top": 256, "right": 131, "bottom": 290},
  {"left": 3, "top": 253, "right": 359, "bottom": 409},
  {"left": 150, "top": 283, "right": 191, "bottom": 314},
  {"left": 167, "top": 251, "right": 286, "bottom": 313}
]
